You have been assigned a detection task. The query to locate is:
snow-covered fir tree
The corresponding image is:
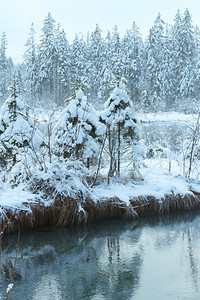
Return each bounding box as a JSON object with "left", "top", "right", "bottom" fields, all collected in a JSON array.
[
  {"left": 56, "top": 25, "right": 71, "bottom": 105},
  {"left": 87, "top": 24, "right": 105, "bottom": 103},
  {"left": 98, "top": 31, "right": 115, "bottom": 102},
  {"left": 110, "top": 26, "right": 124, "bottom": 79},
  {"left": 0, "top": 32, "right": 8, "bottom": 100},
  {"left": 0, "top": 32, "right": 14, "bottom": 103},
  {"left": 145, "top": 13, "right": 166, "bottom": 111},
  {"left": 0, "top": 77, "right": 43, "bottom": 166},
  {"left": 170, "top": 9, "right": 198, "bottom": 110},
  {"left": 179, "top": 9, "right": 198, "bottom": 102},
  {"left": 161, "top": 24, "right": 176, "bottom": 109},
  {"left": 123, "top": 22, "right": 145, "bottom": 108},
  {"left": 24, "top": 23, "right": 39, "bottom": 100},
  {"left": 37, "top": 13, "right": 58, "bottom": 104},
  {"left": 70, "top": 34, "right": 88, "bottom": 96},
  {"left": 53, "top": 85, "right": 105, "bottom": 168},
  {"left": 101, "top": 78, "right": 142, "bottom": 182}
]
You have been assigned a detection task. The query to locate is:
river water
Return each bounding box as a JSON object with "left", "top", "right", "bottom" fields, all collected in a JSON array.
[{"left": 1, "top": 211, "right": 200, "bottom": 300}]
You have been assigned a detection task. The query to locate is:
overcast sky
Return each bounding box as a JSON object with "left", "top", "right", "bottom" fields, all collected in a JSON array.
[{"left": 1, "top": 0, "right": 200, "bottom": 62}]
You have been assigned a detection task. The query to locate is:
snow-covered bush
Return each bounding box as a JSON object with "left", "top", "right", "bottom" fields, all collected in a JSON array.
[
  {"left": 0, "top": 79, "right": 44, "bottom": 166},
  {"left": 53, "top": 89, "right": 106, "bottom": 167},
  {"left": 7, "top": 152, "right": 95, "bottom": 207},
  {"left": 101, "top": 79, "right": 144, "bottom": 182}
]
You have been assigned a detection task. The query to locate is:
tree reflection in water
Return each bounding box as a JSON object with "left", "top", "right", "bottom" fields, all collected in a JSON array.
[{"left": 0, "top": 211, "right": 200, "bottom": 299}]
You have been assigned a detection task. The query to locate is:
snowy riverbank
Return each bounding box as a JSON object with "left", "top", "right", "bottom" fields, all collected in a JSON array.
[{"left": 1, "top": 158, "right": 200, "bottom": 234}]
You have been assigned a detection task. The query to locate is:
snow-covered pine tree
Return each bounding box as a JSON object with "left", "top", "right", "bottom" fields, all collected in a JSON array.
[
  {"left": 37, "top": 13, "right": 58, "bottom": 105},
  {"left": 0, "top": 32, "right": 14, "bottom": 103},
  {"left": 123, "top": 22, "right": 145, "bottom": 108},
  {"left": 101, "top": 78, "right": 142, "bottom": 183},
  {"left": 53, "top": 85, "right": 105, "bottom": 168},
  {"left": 70, "top": 34, "right": 88, "bottom": 97},
  {"left": 170, "top": 9, "right": 198, "bottom": 111},
  {"left": 145, "top": 13, "right": 166, "bottom": 111},
  {"left": 99, "top": 26, "right": 124, "bottom": 105},
  {"left": 161, "top": 24, "right": 176, "bottom": 110},
  {"left": 110, "top": 26, "right": 124, "bottom": 79},
  {"left": 194, "top": 25, "right": 200, "bottom": 100},
  {"left": 0, "top": 77, "right": 43, "bottom": 166},
  {"left": 24, "top": 23, "right": 39, "bottom": 101},
  {"left": 98, "top": 31, "right": 115, "bottom": 103},
  {"left": 56, "top": 26, "right": 71, "bottom": 105},
  {"left": 170, "top": 9, "right": 183, "bottom": 102},
  {"left": 87, "top": 24, "right": 105, "bottom": 104},
  {"left": 0, "top": 32, "right": 7, "bottom": 101},
  {"left": 179, "top": 9, "right": 198, "bottom": 104}
]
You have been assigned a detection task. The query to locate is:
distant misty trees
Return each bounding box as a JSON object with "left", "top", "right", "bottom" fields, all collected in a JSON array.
[
  {"left": 1, "top": 9, "right": 200, "bottom": 112},
  {"left": 0, "top": 32, "right": 14, "bottom": 103}
]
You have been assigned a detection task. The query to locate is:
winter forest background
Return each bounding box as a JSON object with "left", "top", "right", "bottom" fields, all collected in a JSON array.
[{"left": 0, "top": 9, "right": 200, "bottom": 113}]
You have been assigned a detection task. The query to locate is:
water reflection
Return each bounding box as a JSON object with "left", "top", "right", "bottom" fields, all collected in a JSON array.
[
  {"left": 185, "top": 228, "right": 199, "bottom": 294},
  {"left": 0, "top": 210, "right": 200, "bottom": 300}
]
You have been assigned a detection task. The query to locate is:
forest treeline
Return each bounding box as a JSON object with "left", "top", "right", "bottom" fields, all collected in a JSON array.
[{"left": 0, "top": 9, "right": 200, "bottom": 112}]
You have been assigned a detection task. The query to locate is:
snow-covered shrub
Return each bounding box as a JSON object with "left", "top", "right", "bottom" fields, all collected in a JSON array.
[
  {"left": 53, "top": 89, "right": 106, "bottom": 167},
  {"left": 8, "top": 152, "right": 95, "bottom": 205},
  {"left": 0, "top": 80, "right": 44, "bottom": 167},
  {"left": 101, "top": 79, "right": 144, "bottom": 182}
]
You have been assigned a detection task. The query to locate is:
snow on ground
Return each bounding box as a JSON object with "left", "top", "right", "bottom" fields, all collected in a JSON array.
[
  {"left": 0, "top": 158, "right": 200, "bottom": 213},
  {"left": 0, "top": 185, "right": 37, "bottom": 212},
  {"left": 136, "top": 112, "right": 198, "bottom": 123},
  {"left": 1, "top": 160, "right": 200, "bottom": 213},
  {"left": 92, "top": 158, "right": 200, "bottom": 204}
]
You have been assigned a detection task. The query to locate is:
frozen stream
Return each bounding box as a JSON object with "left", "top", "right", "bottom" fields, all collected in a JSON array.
[{"left": 1, "top": 211, "right": 200, "bottom": 300}]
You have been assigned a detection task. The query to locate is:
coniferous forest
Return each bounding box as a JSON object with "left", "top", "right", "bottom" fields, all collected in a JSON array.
[{"left": 0, "top": 9, "right": 200, "bottom": 112}]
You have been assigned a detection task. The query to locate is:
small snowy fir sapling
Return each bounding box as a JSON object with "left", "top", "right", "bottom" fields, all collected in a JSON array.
[
  {"left": 0, "top": 77, "right": 43, "bottom": 166},
  {"left": 101, "top": 78, "right": 143, "bottom": 181},
  {"left": 53, "top": 88, "right": 105, "bottom": 167}
]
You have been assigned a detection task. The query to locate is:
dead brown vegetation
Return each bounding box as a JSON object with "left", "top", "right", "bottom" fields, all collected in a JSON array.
[{"left": 1, "top": 189, "right": 200, "bottom": 234}]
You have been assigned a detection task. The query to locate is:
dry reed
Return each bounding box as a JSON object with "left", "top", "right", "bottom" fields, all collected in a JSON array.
[{"left": 1, "top": 189, "right": 200, "bottom": 234}]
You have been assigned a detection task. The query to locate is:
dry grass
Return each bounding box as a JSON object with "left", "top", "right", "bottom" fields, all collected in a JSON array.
[
  {"left": 130, "top": 193, "right": 200, "bottom": 215},
  {"left": 1, "top": 189, "right": 200, "bottom": 234}
]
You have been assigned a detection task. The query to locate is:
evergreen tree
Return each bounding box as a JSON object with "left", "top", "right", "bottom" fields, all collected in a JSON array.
[
  {"left": 101, "top": 78, "right": 141, "bottom": 182},
  {"left": 171, "top": 10, "right": 186, "bottom": 103},
  {"left": 123, "top": 22, "right": 145, "bottom": 107},
  {"left": 99, "top": 31, "right": 117, "bottom": 102},
  {"left": 0, "top": 32, "right": 14, "bottom": 103},
  {"left": 70, "top": 34, "right": 88, "bottom": 96},
  {"left": 162, "top": 25, "right": 176, "bottom": 109},
  {"left": 194, "top": 26, "right": 200, "bottom": 99},
  {"left": 179, "top": 9, "right": 197, "bottom": 102},
  {"left": 24, "top": 23, "right": 39, "bottom": 99},
  {"left": 110, "top": 26, "right": 124, "bottom": 78},
  {"left": 37, "top": 13, "right": 58, "bottom": 104},
  {"left": 145, "top": 13, "right": 166, "bottom": 111},
  {"left": 171, "top": 9, "right": 198, "bottom": 109},
  {"left": 0, "top": 32, "right": 7, "bottom": 99},
  {"left": 87, "top": 24, "right": 105, "bottom": 103},
  {"left": 56, "top": 26, "right": 71, "bottom": 104},
  {"left": 0, "top": 77, "right": 43, "bottom": 166},
  {"left": 53, "top": 87, "right": 105, "bottom": 167}
]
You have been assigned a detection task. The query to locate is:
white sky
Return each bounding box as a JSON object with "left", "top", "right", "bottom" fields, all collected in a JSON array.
[{"left": 1, "top": 0, "right": 200, "bottom": 62}]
